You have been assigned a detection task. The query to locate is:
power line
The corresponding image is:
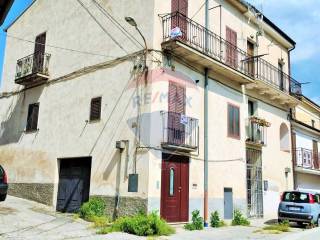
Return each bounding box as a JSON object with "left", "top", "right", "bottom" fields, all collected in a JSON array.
[
  {"left": 91, "top": 0, "right": 162, "bottom": 63},
  {"left": 4, "top": 33, "right": 117, "bottom": 59},
  {"left": 76, "top": 0, "right": 128, "bottom": 54},
  {"left": 191, "top": 1, "right": 206, "bottom": 19}
]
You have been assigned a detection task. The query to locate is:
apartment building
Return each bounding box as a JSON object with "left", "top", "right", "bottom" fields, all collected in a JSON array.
[
  {"left": 0, "top": 0, "right": 302, "bottom": 222},
  {"left": 291, "top": 96, "right": 320, "bottom": 192}
]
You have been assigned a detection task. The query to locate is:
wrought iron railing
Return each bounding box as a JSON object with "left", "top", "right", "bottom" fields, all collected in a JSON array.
[
  {"left": 161, "top": 12, "right": 302, "bottom": 96},
  {"left": 246, "top": 117, "right": 268, "bottom": 145},
  {"left": 161, "top": 111, "right": 199, "bottom": 150},
  {"left": 294, "top": 147, "right": 320, "bottom": 170},
  {"left": 15, "top": 52, "right": 51, "bottom": 80}
]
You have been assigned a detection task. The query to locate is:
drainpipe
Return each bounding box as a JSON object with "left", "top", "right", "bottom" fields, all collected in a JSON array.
[{"left": 204, "top": 0, "right": 209, "bottom": 228}]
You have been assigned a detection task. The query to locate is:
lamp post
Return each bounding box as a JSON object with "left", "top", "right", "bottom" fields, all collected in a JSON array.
[{"left": 125, "top": 17, "right": 148, "bottom": 69}]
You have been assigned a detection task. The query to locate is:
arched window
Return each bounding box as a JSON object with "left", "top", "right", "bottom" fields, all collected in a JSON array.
[{"left": 280, "top": 123, "right": 290, "bottom": 151}]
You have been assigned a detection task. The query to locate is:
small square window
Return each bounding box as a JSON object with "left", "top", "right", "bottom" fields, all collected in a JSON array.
[
  {"left": 90, "top": 97, "right": 102, "bottom": 121},
  {"left": 26, "top": 103, "right": 39, "bottom": 132}
]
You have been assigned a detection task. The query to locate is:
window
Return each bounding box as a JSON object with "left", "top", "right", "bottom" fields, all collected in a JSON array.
[
  {"left": 169, "top": 168, "right": 175, "bottom": 196},
  {"left": 280, "top": 123, "right": 290, "bottom": 151},
  {"left": 228, "top": 104, "right": 240, "bottom": 139},
  {"left": 282, "top": 192, "right": 310, "bottom": 203},
  {"left": 26, "top": 103, "right": 39, "bottom": 132},
  {"left": 90, "top": 97, "right": 102, "bottom": 121},
  {"left": 311, "top": 120, "right": 315, "bottom": 128}
]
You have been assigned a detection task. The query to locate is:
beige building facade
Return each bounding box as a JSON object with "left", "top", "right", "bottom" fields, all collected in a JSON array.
[
  {"left": 291, "top": 96, "right": 320, "bottom": 193},
  {"left": 0, "top": 0, "right": 302, "bottom": 221}
]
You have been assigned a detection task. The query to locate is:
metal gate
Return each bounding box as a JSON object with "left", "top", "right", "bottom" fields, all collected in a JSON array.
[{"left": 246, "top": 148, "right": 263, "bottom": 218}]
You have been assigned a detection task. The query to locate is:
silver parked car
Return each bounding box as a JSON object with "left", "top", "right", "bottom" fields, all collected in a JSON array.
[{"left": 278, "top": 191, "right": 320, "bottom": 226}]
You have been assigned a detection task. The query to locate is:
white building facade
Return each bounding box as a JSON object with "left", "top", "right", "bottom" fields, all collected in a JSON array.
[{"left": 0, "top": 0, "right": 302, "bottom": 221}]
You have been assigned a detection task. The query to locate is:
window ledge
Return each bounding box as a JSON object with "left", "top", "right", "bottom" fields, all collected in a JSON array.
[{"left": 25, "top": 129, "right": 39, "bottom": 134}]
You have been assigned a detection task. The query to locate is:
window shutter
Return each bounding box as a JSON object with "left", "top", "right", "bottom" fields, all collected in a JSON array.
[
  {"left": 313, "top": 140, "right": 319, "bottom": 169},
  {"left": 90, "top": 97, "right": 102, "bottom": 121}
]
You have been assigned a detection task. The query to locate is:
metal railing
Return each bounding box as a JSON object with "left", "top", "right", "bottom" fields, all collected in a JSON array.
[
  {"left": 161, "top": 12, "right": 302, "bottom": 96},
  {"left": 246, "top": 117, "right": 268, "bottom": 145},
  {"left": 15, "top": 52, "right": 51, "bottom": 80},
  {"left": 161, "top": 111, "right": 199, "bottom": 150},
  {"left": 294, "top": 147, "right": 320, "bottom": 170}
]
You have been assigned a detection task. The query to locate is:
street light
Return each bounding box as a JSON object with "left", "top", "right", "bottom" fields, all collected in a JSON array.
[{"left": 125, "top": 17, "right": 147, "bottom": 69}]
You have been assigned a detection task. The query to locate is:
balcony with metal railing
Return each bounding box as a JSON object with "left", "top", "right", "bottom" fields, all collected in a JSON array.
[
  {"left": 15, "top": 52, "right": 51, "bottom": 86},
  {"left": 246, "top": 116, "right": 270, "bottom": 146},
  {"left": 160, "top": 12, "right": 302, "bottom": 101},
  {"left": 161, "top": 111, "right": 199, "bottom": 152},
  {"left": 294, "top": 147, "right": 320, "bottom": 172}
]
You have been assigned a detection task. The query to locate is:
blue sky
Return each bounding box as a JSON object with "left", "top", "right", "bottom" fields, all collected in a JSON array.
[{"left": 0, "top": 0, "right": 319, "bottom": 103}]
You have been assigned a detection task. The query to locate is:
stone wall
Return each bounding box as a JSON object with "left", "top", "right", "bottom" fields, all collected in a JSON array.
[
  {"left": 8, "top": 183, "right": 54, "bottom": 206},
  {"left": 93, "top": 195, "right": 148, "bottom": 219}
]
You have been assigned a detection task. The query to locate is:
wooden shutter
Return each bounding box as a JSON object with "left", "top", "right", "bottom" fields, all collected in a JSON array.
[
  {"left": 168, "top": 82, "right": 186, "bottom": 145},
  {"left": 313, "top": 140, "right": 319, "bottom": 169},
  {"left": 228, "top": 104, "right": 240, "bottom": 139},
  {"left": 171, "top": 0, "right": 188, "bottom": 41},
  {"left": 26, "top": 103, "right": 39, "bottom": 131},
  {"left": 226, "top": 27, "right": 237, "bottom": 68},
  {"left": 172, "top": 0, "right": 188, "bottom": 16},
  {"left": 247, "top": 41, "right": 254, "bottom": 77},
  {"left": 90, "top": 97, "right": 102, "bottom": 121}
]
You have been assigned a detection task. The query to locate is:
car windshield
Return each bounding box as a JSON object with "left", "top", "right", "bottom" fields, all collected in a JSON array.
[{"left": 283, "top": 192, "right": 310, "bottom": 203}]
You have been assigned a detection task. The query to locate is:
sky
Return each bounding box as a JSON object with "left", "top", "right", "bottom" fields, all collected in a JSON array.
[{"left": 0, "top": 0, "right": 319, "bottom": 103}]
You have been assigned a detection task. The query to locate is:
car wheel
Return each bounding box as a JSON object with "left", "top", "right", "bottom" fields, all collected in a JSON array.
[
  {"left": 317, "top": 217, "right": 320, "bottom": 227},
  {"left": 278, "top": 219, "right": 283, "bottom": 224},
  {"left": 0, "top": 194, "right": 6, "bottom": 201}
]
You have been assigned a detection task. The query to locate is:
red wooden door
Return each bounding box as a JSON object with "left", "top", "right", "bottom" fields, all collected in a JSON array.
[
  {"left": 168, "top": 82, "right": 186, "bottom": 145},
  {"left": 226, "top": 27, "right": 238, "bottom": 69},
  {"left": 33, "top": 32, "right": 46, "bottom": 73},
  {"left": 171, "top": 0, "right": 188, "bottom": 41},
  {"left": 161, "top": 154, "right": 189, "bottom": 222}
]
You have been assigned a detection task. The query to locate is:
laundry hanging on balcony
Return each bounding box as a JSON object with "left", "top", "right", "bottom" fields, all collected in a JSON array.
[{"left": 170, "top": 27, "right": 182, "bottom": 39}]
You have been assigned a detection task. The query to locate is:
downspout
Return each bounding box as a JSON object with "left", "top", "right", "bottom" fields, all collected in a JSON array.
[
  {"left": 288, "top": 44, "right": 296, "bottom": 189},
  {"left": 288, "top": 44, "right": 295, "bottom": 94},
  {"left": 204, "top": 0, "right": 209, "bottom": 228}
]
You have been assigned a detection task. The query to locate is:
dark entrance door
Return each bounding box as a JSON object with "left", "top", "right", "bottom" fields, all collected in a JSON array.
[
  {"left": 161, "top": 153, "right": 189, "bottom": 222},
  {"left": 56, "top": 157, "right": 92, "bottom": 213},
  {"left": 247, "top": 41, "right": 255, "bottom": 77},
  {"left": 33, "top": 32, "right": 46, "bottom": 73}
]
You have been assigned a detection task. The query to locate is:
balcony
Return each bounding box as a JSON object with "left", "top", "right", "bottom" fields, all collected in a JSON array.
[
  {"left": 15, "top": 52, "right": 51, "bottom": 86},
  {"left": 161, "top": 12, "right": 302, "bottom": 100},
  {"left": 294, "top": 148, "right": 320, "bottom": 173},
  {"left": 161, "top": 111, "right": 199, "bottom": 152},
  {"left": 246, "top": 116, "right": 270, "bottom": 146}
]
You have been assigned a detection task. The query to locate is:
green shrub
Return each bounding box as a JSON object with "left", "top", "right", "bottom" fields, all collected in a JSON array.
[
  {"left": 231, "top": 209, "right": 250, "bottom": 226},
  {"left": 98, "top": 211, "right": 175, "bottom": 236},
  {"left": 184, "top": 210, "right": 204, "bottom": 231},
  {"left": 263, "top": 221, "right": 290, "bottom": 232},
  {"left": 210, "top": 211, "right": 226, "bottom": 228},
  {"left": 79, "top": 197, "right": 106, "bottom": 221}
]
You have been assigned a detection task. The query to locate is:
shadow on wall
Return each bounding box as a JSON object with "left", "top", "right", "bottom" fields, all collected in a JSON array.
[{"left": 0, "top": 85, "right": 44, "bottom": 145}]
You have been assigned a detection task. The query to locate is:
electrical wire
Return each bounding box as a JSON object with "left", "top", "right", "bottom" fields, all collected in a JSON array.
[
  {"left": 191, "top": 1, "right": 206, "bottom": 19},
  {"left": 91, "top": 0, "right": 162, "bottom": 64},
  {"left": 76, "top": 0, "right": 128, "bottom": 54},
  {"left": 4, "top": 33, "right": 117, "bottom": 59}
]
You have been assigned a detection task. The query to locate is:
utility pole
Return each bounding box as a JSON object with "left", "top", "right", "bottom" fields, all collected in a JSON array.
[{"left": 204, "top": 0, "right": 209, "bottom": 228}]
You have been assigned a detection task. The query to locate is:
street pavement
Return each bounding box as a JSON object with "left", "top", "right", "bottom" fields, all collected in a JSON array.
[{"left": 0, "top": 196, "right": 319, "bottom": 240}]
